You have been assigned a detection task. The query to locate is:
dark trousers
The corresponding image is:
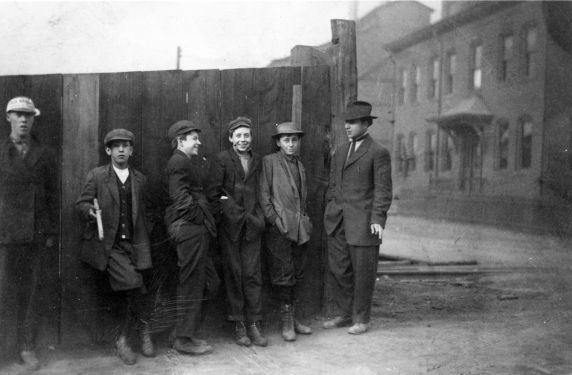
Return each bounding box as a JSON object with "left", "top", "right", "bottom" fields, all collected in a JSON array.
[
  {"left": 264, "top": 225, "right": 307, "bottom": 304},
  {"left": 174, "top": 223, "right": 210, "bottom": 339},
  {"left": 219, "top": 230, "right": 262, "bottom": 322},
  {"left": 0, "top": 243, "right": 45, "bottom": 351},
  {"left": 327, "top": 225, "right": 379, "bottom": 324}
]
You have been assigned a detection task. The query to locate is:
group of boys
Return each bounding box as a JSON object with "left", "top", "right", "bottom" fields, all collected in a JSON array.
[{"left": 0, "top": 96, "right": 392, "bottom": 370}]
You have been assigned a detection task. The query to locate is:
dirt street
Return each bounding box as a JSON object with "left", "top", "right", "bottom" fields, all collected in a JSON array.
[{"left": 2, "top": 215, "right": 572, "bottom": 375}]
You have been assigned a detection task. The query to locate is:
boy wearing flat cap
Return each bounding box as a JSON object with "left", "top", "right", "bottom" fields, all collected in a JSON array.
[
  {"left": 210, "top": 117, "right": 267, "bottom": 347},
  {"left": 76, "top": 128, "right": 155, "bottom": 365},
  {"left": 164, "top": 120, "right": 216, "bottom": 356},
  {"left": 0, "top": 97, "right": 58, "bottom": 370},
  {"left": 259, "top": 122, "right": 313, "bottom": 342},
  {"left": 323, "top": 100, "right": 393, "bottom": 335}
]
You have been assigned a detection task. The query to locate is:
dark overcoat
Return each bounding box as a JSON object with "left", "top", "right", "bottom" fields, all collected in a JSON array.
[
  {"left": 323, "top": 134, "right": 393, "bottom": 246},
  {"left": 210, "top": 148, "right": 265, "bottom": 242},
  {"left": 0, "top": 138, "right": 58, "bottom": 245},
  {"left": 75, "top": 164, "right": 152, "bottom": 271}
]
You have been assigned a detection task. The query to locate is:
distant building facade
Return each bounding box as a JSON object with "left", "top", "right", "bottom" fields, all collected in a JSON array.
[{"left": 385, "top": 1, "right": 572, "bottom": 233}]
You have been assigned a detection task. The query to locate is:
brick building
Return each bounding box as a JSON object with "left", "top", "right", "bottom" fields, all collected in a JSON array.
[{"left": 384, "top": 1, "right": 572, "bottom": 233}]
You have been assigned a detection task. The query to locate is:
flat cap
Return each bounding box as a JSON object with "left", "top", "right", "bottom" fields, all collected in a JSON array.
[
  {"left": 272, "top": 122, "right": 304, "bottom": 138},
  {"left": 168, "top": 120, "right": 201, "bottom": 141},
  {"left": 104, "top": 128, "right": 134, "bottom": 146},
  {"left": 228, "top": 116, "right": 252, "bottom": 133}
]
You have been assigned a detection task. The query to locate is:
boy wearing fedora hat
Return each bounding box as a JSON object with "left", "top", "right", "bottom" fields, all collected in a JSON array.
[
  {"left": 76, "top": 128, "right": 155, "bottom": 365},
  {"left": 259, "top": 122, "right": 313, "bottom": 341},
  {"left": 164, "top": 120, "right": 217, "bottom": 356},
  {"left": 323, "top": 101, "right": 393, "bottom": 335},
  {"left": 0, "top": 97, "right": 57, "bottom": 370},
  {"left": 210, "top": 117, "right": 268, "bottom": 347}
]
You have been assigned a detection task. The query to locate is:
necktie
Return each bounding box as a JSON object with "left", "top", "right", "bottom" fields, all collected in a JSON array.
[{"left": 346, "top": 140, "right": 356, "bottom": 162}]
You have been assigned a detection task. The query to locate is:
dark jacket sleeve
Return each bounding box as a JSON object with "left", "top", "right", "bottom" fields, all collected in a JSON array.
[
  {"left": 259, "top": 156, "right": 278, "bottom": 225},
  {"left": 42, "top": 147, "right": 60, "bottom": 235},
  {"left": 75, "top": 168, "right": 97, "bottom": 222},
  {"left": 325, "top": 149, "right": 337, "bottom": 202},
  {"left": 371, "top": 147, "right": 393, "bottom": 228}
]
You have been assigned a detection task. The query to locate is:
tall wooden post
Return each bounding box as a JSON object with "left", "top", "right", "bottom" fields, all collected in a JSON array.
[{"left": 328, "top": 19, "right": 358, "bottom": 151}]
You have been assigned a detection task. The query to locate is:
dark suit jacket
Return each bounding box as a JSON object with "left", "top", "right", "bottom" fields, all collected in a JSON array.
[
  {"left": 164, "top": 150, "right": 216, "bottom": 241},
  {"left": 210, "top": 148, "right": 265, "bottom": 242},
  {"left": 0, "top": 137, "right": 58, "bottom": 245},
  {"left": 324, "top": 134, "right": 393, "bottom": 246},
  {"left": 260, "top": 152, "right": 312, "bottom": 245},
  {"left": 75, "top": 164, "right": 152, "bottom": 271}
]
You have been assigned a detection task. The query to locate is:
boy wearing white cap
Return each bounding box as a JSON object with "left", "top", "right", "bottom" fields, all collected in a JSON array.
[{"left": 0, "top": 97, "right": 57, "bottom": 370}]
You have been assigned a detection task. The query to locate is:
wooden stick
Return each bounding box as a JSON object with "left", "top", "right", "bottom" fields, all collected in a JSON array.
[{"left": 93, "top": 198, "right": 104, "bottom": 241}]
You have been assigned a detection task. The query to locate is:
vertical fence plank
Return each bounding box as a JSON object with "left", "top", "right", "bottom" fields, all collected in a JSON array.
[
  {"left": 60, "top": 74, "right": 101, "bottom": 345},
  {"left": 300, "top": 65, "right": 331, "bottom": 316}
]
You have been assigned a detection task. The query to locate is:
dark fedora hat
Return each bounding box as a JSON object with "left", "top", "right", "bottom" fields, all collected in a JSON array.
[
  {"left": 272, "top": 122, "right": 304, "bottom": 138},
  {"left": 342, "top": 101, "right": 378, "bottom": 122}
]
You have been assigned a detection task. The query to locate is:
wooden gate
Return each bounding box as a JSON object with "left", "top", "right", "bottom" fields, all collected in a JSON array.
[{"left": 0, "top": 65, "right": 331, "bottom": 354}]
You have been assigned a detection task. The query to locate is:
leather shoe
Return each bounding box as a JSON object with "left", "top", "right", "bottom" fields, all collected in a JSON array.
[
  {"left": 235, "top": 321, "right": 252, "bottom": 347},
  {"left": 116, "top": 335, "right": 137, "bottom": 365},
  {"left": 173, "top": 338, "right": 214, "bottom": 355},
  {"left": 348, "top": 322, "right": 369, "bottom": 335},
  {"left": 322, "top": 316, "right": 351, "bottom": 329},
  {"left": 19, "top": 350, "right": 40, "bottom": 371},
  {"left": 294, "top": 320, "right": 312, "bottom": 335},
  {"left": 247, "top": 321, "right": 268, "bottom": 347},
  {"left": 140, "top": 330, "right": 155, "bottom": 357}
]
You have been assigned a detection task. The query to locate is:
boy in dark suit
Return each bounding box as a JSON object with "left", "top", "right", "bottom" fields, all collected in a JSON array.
[
  {"left": 260, "top": 122, "right": 313, "bottom": 342},
  {"left": 76, "top": 129, "right": 155, "bottom": 365},
  {"left": 211, "top": 117, "right": 267, "bottom": 347},
  {"left": 323, "top": 101, "right": 393, "bottom": 335},
  {"left": 0, "top": 97, "right": 58, "bottom": 370},
  {"left": 164, "top": 120, "right": 216, "bottom": 356}
]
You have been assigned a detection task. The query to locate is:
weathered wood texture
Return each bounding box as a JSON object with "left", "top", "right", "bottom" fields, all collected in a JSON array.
[{"left": 1, "top": 66, "right": 331, "bottom": 352}]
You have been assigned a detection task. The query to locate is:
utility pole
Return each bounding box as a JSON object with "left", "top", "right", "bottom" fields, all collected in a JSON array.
[{"left": 176, "top": 46, "right": 182, "bottom": 70}]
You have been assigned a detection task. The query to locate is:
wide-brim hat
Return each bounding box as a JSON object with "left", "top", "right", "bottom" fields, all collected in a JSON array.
[
  {"left": 168, "top": 120, "right": 201, "bottom": 141},
  {"left": 342, "top": 100, "right": 377, "bottom": 122},
  {"left": 6, "top": 96, "right": 40, "bottom": 116},
  {"left": 272, "top": 122, "right": 304, "bottom": 138},
  {"left": 104, "top": 128, "right": 134, "bottom": 146}
]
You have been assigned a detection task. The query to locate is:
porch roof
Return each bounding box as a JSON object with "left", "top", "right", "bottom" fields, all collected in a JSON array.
[{"left": 427, "top": 96, "right": 493, "bottom": 129}]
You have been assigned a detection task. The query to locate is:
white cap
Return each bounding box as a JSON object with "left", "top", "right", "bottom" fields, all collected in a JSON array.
[{"left": 6, "top": 96, "right": 40, "bottom": 116}]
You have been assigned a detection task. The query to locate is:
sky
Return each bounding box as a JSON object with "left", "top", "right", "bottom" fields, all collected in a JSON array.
[{"left": 0, "top": 0, "right": 441, "bottom": 75}]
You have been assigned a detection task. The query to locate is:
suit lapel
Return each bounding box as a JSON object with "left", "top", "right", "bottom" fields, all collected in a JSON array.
[
  {"left": 245, "top": 152, "right": 259, "bottom": 181},
  {"left": 344, "top": 135, "right": 371, "bottom": 169},
  {"left": 229, "top": 149, "right": 246, "bottom": 181},
  {"left": 104, "top": 164, "right": 120, "bottom": 205},
  {"left": 278, "top": 153, "right": 299, "bottom": 198},
  {"left": 23, "top": 140, "right": 42, "bottom": 167}
]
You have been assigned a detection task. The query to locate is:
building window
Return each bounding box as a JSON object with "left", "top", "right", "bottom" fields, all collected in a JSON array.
[
  {"left": 470, "top": 44, "right": 483, "bottom": 90},
  {"left": 398, "top": 69, "right": 407, "bottom": 105},
  {"left": 396, "top": 133, "right": 406, "bottom": 173},
  {"left": 499, "top": 34, "right": 513, "bottom": 81},
  {"left": 428, "top": 57, "right": 439, "bottom": 99},
  {"left": 408, "top": 132, "right": 418, "bottom": 171},
  {"left": 425, "top": 130, "right": 436, "bottom": 171},
  {"left": 520, "top": 119, "right": 533, "bottom": 169},
  {"left": 441, "top": 134, "right": 453, "bottom": 171},
  {"left": 445, "top": 52, "right": 456, "bottom": 94},
  {"left": 496, "top": 119, "right": 510, "bottom": 170},
  {"left": 411, "top": 65, "right": 420, "bottom": 103},
  {"left": 524, "top": 26, "right": 538, "bottom": 78}
]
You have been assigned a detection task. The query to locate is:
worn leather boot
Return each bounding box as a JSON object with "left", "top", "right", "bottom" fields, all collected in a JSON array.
[
  {"left": 19, "top": 350, "right": 40, "bottom": 371},
  {"left": 281, "top": 304, "right": 296, "bottom": 341},
  {"left": 140, "top": 324, "right": 155, "bottom": 357},
  {"left": 116, "top": 335, "right": 137, "bottom": 365},
  {"left": 247, "top": 321, "right": 268, "bottom": 347},
  {"left": 235, "top": 321, "right": 252, "bottom": 347},
  {"left": 294, "top": 319, "right": 312, "bottom": 335}
]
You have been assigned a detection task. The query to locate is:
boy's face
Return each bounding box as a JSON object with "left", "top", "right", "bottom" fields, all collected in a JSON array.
[
  {"left": 276, "top": 134, "right": 301, "bottom": 156},
  {"left": 7, "top": 111, "right": 35, "bottom": 139},
  {"left": 179, "top": 131, "right": 201, "bottom": 156},
  {"left": 345, "top": 119, "right": 369, "bottom": 140},
  {"left": 105, "top": 140, "right": 133, "bottom": 169},
  {"left": 229, "top": 126, "right": 252, "bottom": 153}
]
